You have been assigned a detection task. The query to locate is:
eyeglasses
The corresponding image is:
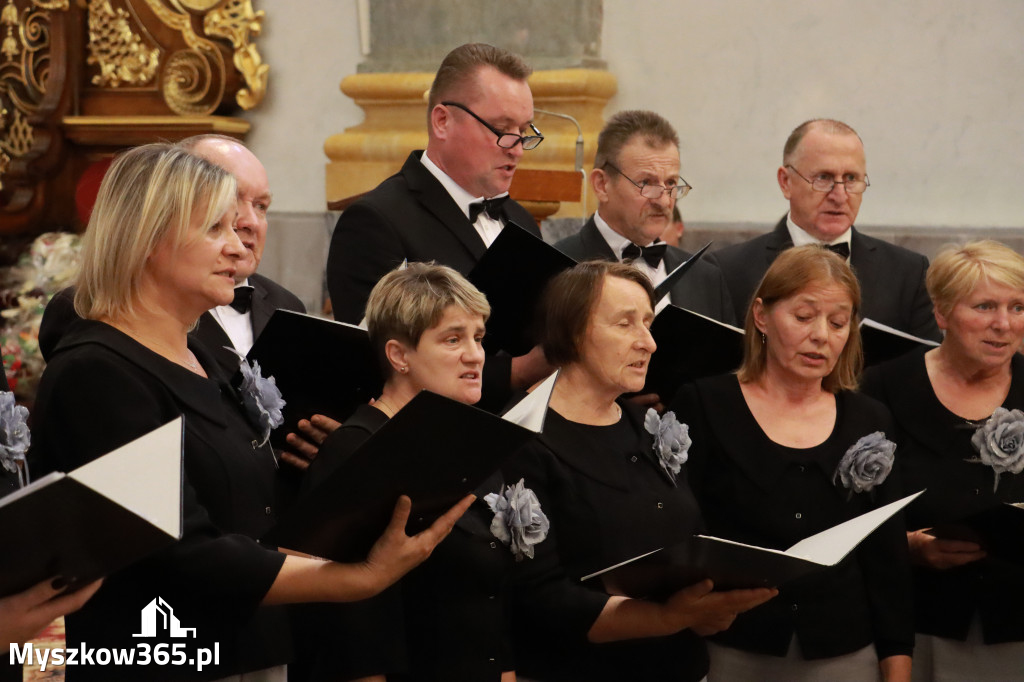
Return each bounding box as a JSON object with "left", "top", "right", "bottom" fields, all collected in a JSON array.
[
  {"left": 442, "top": 101, "right": 544, "bottom": 150},
  {"left": 603, "top": 162, "right": 692, "bottom": 200},
  {"left": 785, "top": 165, "right": 870, "bottom": 194}
]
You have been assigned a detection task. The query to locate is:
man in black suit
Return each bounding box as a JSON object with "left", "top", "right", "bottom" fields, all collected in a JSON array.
[
  {"left": 180, "top": 135, "right": 306, "bottom": 374},
  {"left": 554, "top": 110, "right": 736, "bottom": 325},
  {"left": 710, "top": 119, "right": 941, "bottom": 340},
  {"left": 326, "top": 43, "right": 552, "bottom": 402}
]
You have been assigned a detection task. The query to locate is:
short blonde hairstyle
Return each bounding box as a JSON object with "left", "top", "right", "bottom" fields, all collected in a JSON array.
[
  {"left": 927, "top": 240, "right": 1024, "bottom": 318},
  {"left": 738, "top": 245, "right": 863, "bottom": 393},
  {"left": 75, "top": 144, "right": 235, "bottom": 320},
  {"left": 365, "top": 262, "right": 491, "bottom": 379}
]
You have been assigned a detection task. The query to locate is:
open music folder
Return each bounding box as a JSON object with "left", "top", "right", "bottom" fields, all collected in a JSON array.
[
  {"left": 264, "top": 372, "right": 558, "bottom": 562},
  {"left": 0, "top": 417, "right": 183, "bottom": 597},
  {"left": 467, "top": 222, "right": 576, "bottom": 357},
  {"left": 641, "top": 305, "right": 745, "bottom": 404},
  {"left": 860, "top": 318, "right": 939, "bottom": 367},
  {"left": 582, "top": 490, "right": 923, "bottom": 597},
  {"left": 246, "top": 309, "right": 384, "bottom": 443}
]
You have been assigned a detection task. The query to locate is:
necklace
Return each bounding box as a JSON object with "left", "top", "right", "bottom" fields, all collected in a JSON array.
[
  {"left": 374, "top": 396, "right": 398, "bottom": 418},
  {"left": 111, "top": 322, "right": 202, "bottom": 374}
]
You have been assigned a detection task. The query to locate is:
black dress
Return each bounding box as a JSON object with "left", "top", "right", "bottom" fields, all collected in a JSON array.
[
  {"left": 862, "top": 349, "right": 1024, "bottom": 644},
  {"left": 298, "top": 403, "right": 518, "bottom": 681},
  {"left": 670, "top": 374, "right": 914, "bottom": 661},
  {"left": 28, "top": 319, "right": 290, "bottom": 681},
  {"left": 505, "top": 401, "right": 710, "bottom": 682}
]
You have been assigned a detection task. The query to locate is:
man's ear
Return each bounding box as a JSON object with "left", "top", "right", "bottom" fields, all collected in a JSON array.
[
  {"left": 777, "top": 165, "right": 793, "bottom": 200},
  {"left": 591, "top": 167, "right": 611, "bottom": 204}
]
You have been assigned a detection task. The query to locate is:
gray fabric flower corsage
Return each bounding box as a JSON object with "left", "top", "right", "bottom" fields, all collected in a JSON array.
[
  {"left": 0, "top": 391, "right": 30, "bottom": 488},
  {"left": 644, "top": 408, "right": 691, "bottom": 485},
  {"left": 230, "top": 349, "right": 285, "bottom": 447},
  {"left": 834, "top": 431, "right": 896, "bottom": 495},
  {"left": 969, "top": 407, "right": 1024, "bottom": 492},
  {"left": 484, "top": 478, "right": 549, "bottom": 561}
]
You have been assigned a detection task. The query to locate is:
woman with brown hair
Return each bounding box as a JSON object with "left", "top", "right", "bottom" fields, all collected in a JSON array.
[{"left": 671, "top": 245, "right": 913, "bottom": 681}]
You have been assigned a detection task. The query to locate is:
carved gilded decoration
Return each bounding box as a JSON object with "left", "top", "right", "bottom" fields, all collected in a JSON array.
[
  {"left": 86, "top": 0, "right": 159, "bottom": 87},
  {"left": 0, "top": 1, "right": 58, "bottom": 193},
  {"left": 203, "top": 0, "right": 265, "bottom": 110},
  {"left": 0, "top": 0, "right": 266, "bottom": 234}
]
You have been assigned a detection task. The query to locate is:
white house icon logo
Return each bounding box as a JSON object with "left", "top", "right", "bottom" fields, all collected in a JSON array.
[{"left": 132, "top": 597, "right": 197, "bottom": 638}]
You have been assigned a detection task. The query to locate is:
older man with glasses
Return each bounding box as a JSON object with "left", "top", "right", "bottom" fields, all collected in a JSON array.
[
  {"left": 554, "top": 109, "right": 736, "bottom": 324},
  {"left": 326, "top": 42, "right": 553, "bottom": 408},
  {"left": 711, "top": 118, "right": 940, "bottom": 340}
]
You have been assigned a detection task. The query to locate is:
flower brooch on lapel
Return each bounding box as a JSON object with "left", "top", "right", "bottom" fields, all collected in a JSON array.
[
  {"left": 484, "top": 478, "right": 549, "bottom": 561},
  {"left": 833, "top": 431, "right": 895, "bottom": 496},
  {"left": 0, "top": 391, "right": 30, "bottom": 488},
  {"left": 230, "top": 350, "right": 285, "bottom": 447},
  {"left": 968, "top": 407, "right": 1024, "bottom": 492},
  {"left": 644, "top": 408, "right": 691, "bottom": 485}
]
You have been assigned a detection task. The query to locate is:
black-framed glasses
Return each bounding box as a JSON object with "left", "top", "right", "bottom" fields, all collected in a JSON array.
[
  {"left": 785, "top": 165, "right": 870, "bottom": 194},
  {"left": 603, "top": 161, "right": 692, "bottom": 200},
  {"left": 442, "top": 101, "right": 544, "bottom": 150}
]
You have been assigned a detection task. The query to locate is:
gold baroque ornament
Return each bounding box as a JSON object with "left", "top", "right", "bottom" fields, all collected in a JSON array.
[
  {"left": 144, "top": 0, "right": 225, "bottom": 116},
  {"left": 0, "top": 0, "right": 57, "bottom": 190},
  {"left": 86, "top": 0, "right": 160, "bottom": 87},
  {"left": 203, "top": 0, "right": 265, "bottom": 110}
]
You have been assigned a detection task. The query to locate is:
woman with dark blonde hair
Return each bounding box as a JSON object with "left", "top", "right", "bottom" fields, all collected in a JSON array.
[
  {"left": 863, "top": 240, "right": 1024, "bottom": 681},
  {"left": 29, "top": 144, "right": 469, "bottom": 682},
  {"left": 506, "top": 260, "right": 775, "bottom": 682},
  {"left": 671, "top": 245, "right": 913, "bottom": 681}
]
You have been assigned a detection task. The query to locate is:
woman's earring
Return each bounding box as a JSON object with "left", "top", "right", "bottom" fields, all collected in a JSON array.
[
  {"left": 760, "top": 332, "right": 766, "bottom": 346},
  {"left": 399, "top": 366, "right": 408, "bottom": 373}
]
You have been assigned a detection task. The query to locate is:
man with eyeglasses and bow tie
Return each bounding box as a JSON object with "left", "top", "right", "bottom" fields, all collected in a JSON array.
[
  {"left": 711, "top": 118, "right": 940, "bottom": 340},
  {"left": 326, "top": 42, "right": 553, "bottom": 407},
  {"left": 554, "top": 110, "right": 736, "bottom": 323}
]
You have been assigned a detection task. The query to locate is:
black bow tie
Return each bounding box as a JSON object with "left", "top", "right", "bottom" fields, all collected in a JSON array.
[
  {"left": 468, "top": 196, "right": 509, "bottom": 223},
  {"left": 824, "top": 242, "right": 851, "bottom": 260},
  {"left": 229, "top": 285, "right": 254, "bottom": 314},
  {"left": 622, "top": 241, "right": 668, "bottom": 268}
]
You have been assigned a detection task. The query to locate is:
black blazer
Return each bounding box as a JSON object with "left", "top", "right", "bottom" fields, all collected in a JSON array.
[
  {"left": 299, "top": 404, "right": 517, "bottom": 682},
  {"left": 709, "top": 217, "right": 940, "bottom": 340},
  {"left": 190, "top": 273, "right": 306, "bottom": 376},
  {"left": 670, "top": 374, "right": 914, "bottom": 661},
  {"left": 326, "top": 150, "right": 540, "bottom": 325},
  {"left": 326, "top": 150, "right": 539, "bottom": 410},
  {"left": 29, "top": 320, "right": 289, "bottom": 681},
  {"left": 504, "top": 401, "right": 709, "bottom": 682},
  {"left": 554, "top": 217, "right": 737, "bottom": 326},
  {"left": 862, "top": 349, "right": 1024, "bottom": 644}
]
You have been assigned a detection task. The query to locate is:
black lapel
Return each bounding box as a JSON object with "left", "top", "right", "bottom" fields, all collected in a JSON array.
[{"left": 404, "top": 152, "right": 489, "bottom": 261}]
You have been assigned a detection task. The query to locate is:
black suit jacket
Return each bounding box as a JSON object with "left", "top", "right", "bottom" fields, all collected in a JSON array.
[
  {"left": 710, "top": 217, "right": 940, "bottom": 340},
  {"left": 326, "top": 150, "right": 539, "bottom": 324},
  {"left": 554, "top": 217, "right": 737, "bottom": 325},
  {"left": 190, "top": 273, "right": 306, "bottom": 376},
  {"left": 29, "top": 319, "right": 289, "bottom": 680},
  {"left": 326, "top": 151, "right": 540, "bottom": 410},
  {"left": 862, "top": 350, "right": 1024, "bottom": 644}
]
